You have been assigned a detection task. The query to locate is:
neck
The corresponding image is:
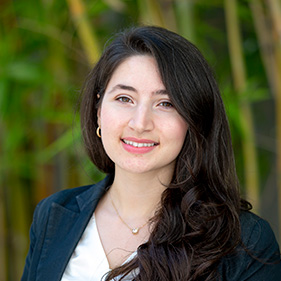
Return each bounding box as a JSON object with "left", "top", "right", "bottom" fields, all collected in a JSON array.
[{"left": 109, "top": 168, "right": 173, "bottom": 220}]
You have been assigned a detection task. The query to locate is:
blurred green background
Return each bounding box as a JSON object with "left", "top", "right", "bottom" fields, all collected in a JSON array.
[{"left": 1, "top": 0, "right": 281, "bottom": 280}]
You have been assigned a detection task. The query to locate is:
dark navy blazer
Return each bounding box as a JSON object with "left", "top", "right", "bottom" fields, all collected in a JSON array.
[{"left": 21, "top": 175, "right": 281, "bottom": 280}]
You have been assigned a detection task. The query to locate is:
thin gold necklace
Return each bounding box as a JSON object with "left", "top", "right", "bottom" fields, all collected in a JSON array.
[{"left": 109, "top": 191, "right": 148, "bottom": 235}]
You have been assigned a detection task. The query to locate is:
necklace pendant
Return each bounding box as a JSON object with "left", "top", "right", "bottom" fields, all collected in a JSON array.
[{"left": 132, "top": 228, "right": 139, "bottom": 234}]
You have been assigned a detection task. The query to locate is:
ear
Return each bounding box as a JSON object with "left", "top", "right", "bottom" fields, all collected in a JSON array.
[{"left": 97, "top": 107, "right": 101, "bottom": 127}]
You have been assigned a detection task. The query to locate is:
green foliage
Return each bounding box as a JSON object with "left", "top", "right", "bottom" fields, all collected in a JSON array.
[{"left": 0, "top": 0, "right": 278, "bottom": 280}]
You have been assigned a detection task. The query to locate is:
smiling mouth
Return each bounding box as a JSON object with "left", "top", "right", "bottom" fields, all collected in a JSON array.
[{"left": 122, "top": 139, "right": 158, "bottom": 148}]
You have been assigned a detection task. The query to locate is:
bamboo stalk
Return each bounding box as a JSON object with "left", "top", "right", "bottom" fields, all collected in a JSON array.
[
  {"left": 249, "top": 1, "right": 276, "bottom": 94},
  {"left": 224, "top": 0, "right": 260, "bottom": 212},
  {"left": 66, "top": 0, "right": 100, "bottom": 65},
  {"left": 276, "top": 46, "right": 281, "bottom": 242},
  {"left": 10, "top": 180, "right": 29, "bottom": 280},
  {"left": 35, "top": 40, "right": 68, "bottom": 201},
  {"left": 267, "top": 0, "right": 281, "bottom": 242},
  {"left": 1, "top": 167, "right": 29, "bottom": 280},
  {"left": 103, "top": 0, "right": 126, "bottom": 13},
  {"left": 138, "top": 0, "right": 166, "bottom": 27},
  {"left": 0, "top": 185, "right": 7, "bottom": 281},
  {"left": 159, "top": 0, "right": 178, "bottom": 32},
  {"left": 267, "top": 0, "right": 281, "bottom": 37},
  {"left": 174, "top": 0, "right": 195, "bottom": 42},
  {"left": 138, "top": 0, "right": 178, "bottom": 33},
  {"left": 224, "top": 0, "right": 246, "bottom": 89}
]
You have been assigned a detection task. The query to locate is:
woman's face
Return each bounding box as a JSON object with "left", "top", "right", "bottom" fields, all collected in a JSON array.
[{"left": 98, "top": 55, "right": 188, "bottom": 177}]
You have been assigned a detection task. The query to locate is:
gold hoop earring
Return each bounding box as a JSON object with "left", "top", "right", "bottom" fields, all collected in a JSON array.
[{"left": 96, "top": 126, "right": 101, "bottom": 138}]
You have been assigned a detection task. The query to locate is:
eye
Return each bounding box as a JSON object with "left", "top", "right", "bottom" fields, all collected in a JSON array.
[
  {"left": 116, "top": 96, "right": 133, "bottom": 103},
  {"left": 158, "top": 101, "right": 173, "bottom": 108}
]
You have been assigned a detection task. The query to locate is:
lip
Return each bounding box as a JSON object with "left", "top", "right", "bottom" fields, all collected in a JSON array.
[
  {"left": 123, "top": 137, "right": 158, "bottom": 144},
  {"left": 121, "top": 137, "right": 159, "bottom": 154}
]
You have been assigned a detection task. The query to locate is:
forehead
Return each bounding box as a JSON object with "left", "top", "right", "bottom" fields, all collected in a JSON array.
[{"left": 105, "top": 55, "right": 165, "bottom": 93}]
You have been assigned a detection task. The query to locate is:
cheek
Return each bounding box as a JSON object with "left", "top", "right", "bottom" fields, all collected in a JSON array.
[
  {"left": 100, "top": 106, "right": 115, "bottom": 130},
  {"left": 99, "top": 107, "right": 125, "bottom": 142},
  {"left": 99, "top": 109, "right": 118, "bottom": 161},
  {"left": 178, "top": 123, "right": 189, "bottom": 142},
  {"left": 165, "top": 117, "right": 188, "bottom": 143}
]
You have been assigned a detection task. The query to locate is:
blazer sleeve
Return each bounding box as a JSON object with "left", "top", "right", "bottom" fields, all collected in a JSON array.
[{"left": 219, "top": 212, "right": 281, "bottom": 280}]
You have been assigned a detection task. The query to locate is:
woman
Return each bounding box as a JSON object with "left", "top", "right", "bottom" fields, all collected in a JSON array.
[{"left": 22, "top": 26, "right": 281, "bottom": 281}]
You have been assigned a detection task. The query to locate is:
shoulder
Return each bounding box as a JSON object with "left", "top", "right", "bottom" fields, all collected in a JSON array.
[
  {"left": 36, "top": 184, "right": 94, "bottom": 213},
  {"left": 239, "top": 211, "right": 277, "bottom": 249},
  {"left": 219, "top": 211, "right": 281, "bottom": 280},
  {"left": 33, "top": 175, "right": 113, "bottom": 225},
  {"left": 21, "top": 175, "right": 113, "bottom": 280}
]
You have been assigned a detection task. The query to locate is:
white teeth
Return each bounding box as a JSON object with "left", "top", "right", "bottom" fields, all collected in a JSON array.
[{"left": 123, "top": 139, "right": 156, "bottom": 147}]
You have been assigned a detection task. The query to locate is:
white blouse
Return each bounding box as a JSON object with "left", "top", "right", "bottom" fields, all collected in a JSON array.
[{"left": 61, "top": 214, "right": 137, "bottom": 281}]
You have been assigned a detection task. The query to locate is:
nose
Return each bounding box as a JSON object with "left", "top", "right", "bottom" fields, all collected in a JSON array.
[{"left": 128, "top": 105, "right": 154, "bottom": 133}]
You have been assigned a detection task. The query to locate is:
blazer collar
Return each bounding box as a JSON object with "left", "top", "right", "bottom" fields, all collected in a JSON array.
[
  {"left": 36, "top": 175, "right": 114, "bottom": 281},
  {"left": 76, "top": 175, "right": 113, "bottom": 211}
]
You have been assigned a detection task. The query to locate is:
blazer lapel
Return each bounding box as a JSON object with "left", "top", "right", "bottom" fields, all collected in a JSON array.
[{"left": 36, "top": 175, "right": 113, "bottom": 281}]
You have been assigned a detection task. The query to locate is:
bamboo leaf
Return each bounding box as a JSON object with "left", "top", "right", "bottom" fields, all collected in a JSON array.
[
  {"left": 5, "top": 61, "right": 43, "bottom": 82},
  {"left": 37, "top": 127, "right": 81, "bottom": 163}
]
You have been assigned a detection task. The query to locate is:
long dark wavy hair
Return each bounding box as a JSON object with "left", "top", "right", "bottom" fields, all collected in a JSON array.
[{"left": 80, "top": 26, "right": 251, "bottom": 280}]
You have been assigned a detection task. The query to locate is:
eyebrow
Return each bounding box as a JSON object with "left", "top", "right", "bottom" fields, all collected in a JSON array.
[{"left": 108, "top": 84, "right": 168, "bottom": 95}]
